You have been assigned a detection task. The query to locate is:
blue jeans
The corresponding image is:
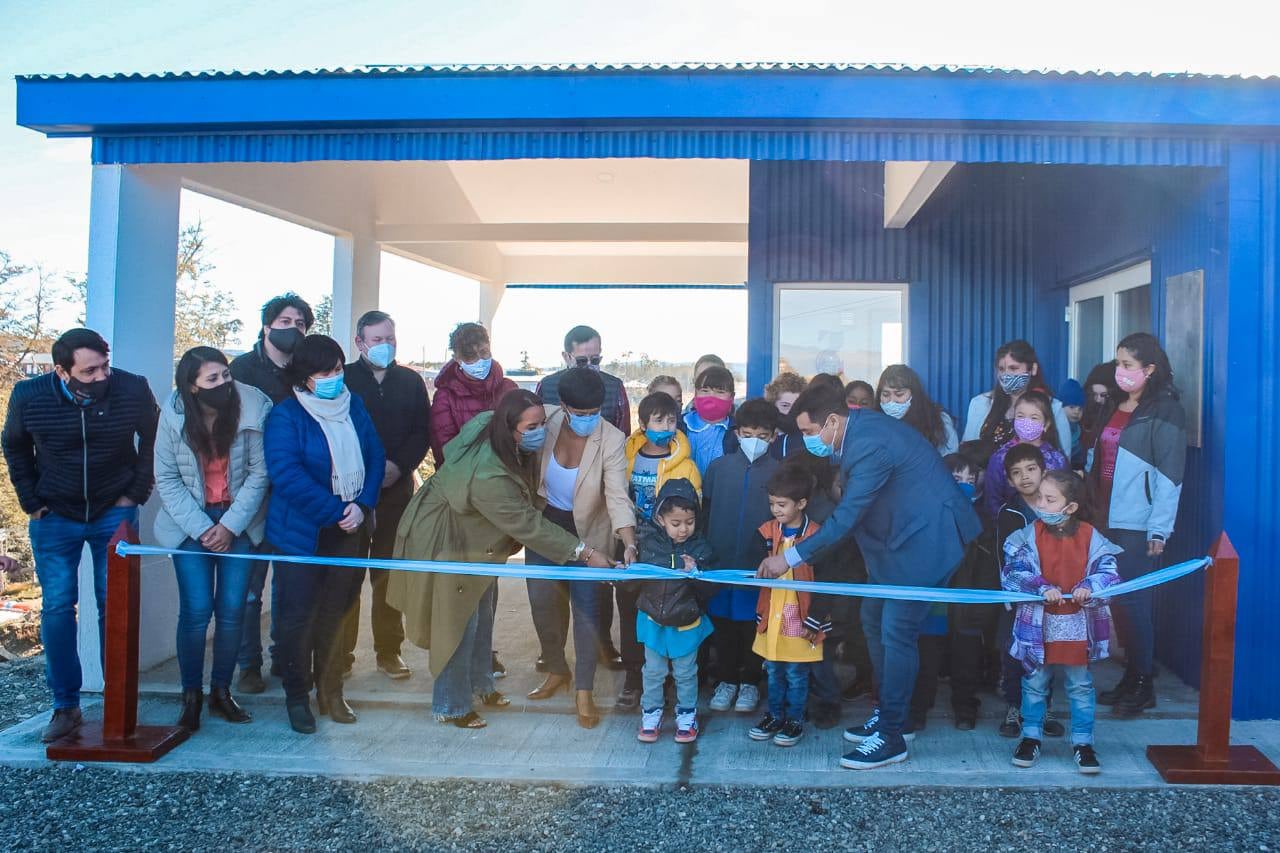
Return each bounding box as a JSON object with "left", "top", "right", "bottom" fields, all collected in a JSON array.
[
  {"left": 28, "top": 505, "right": 137, "bottom": 709},
  {"left": 171, "top": 508, "right": 254, "bottom": 691},
  {"left": 1108, "top": 528, "right": 1158, "bottom": 676},
  {"left": 642, "top": 646, "right": 697, "bottom": 712},
  {"left": 432, "top": 583, "right": 497, "bottom": 720},
  {"left": 237, "top": 543, "right": 280, "bottom": 671},
  {"left": 1022, "top": 663, "right": 1094, "bottom": 745},
  {"left": 765, "top": 660, "right": 810, "bottom": 721},
  {"left": 861, "top": 596, "right": 932, "bottom": 739}
]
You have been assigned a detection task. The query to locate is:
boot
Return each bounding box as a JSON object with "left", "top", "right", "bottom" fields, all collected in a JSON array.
[
  {"left": 207, "top": 687, "right": 252, "bottom": 723},
  {"left": 1099, "top": 667, "right": 1136, "bottom": 706},
  {"left": 575, "top": 689, "right": 600, "bottom": 729},
  {"left": 1114, "top": 675, "right": 1156, "bottom": 718},
  {"left": 237, "top": 667, "right": 266, "bottom": 695},
  {"left": 176, "top": 689, "right": 203, "bottom": 731},
  {"left": 287, "top": 700, "right": 317, "bottom": 734},
  {"left": 41, "top": 707, "right": 83, "bottom": 744},
  {"left": 318, "top": 686, "right": 357, "bottom": 724}
]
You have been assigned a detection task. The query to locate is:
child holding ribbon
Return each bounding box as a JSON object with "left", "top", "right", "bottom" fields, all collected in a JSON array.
[{"left": 1002, "top": 470, "right": 1121, "bottom": 774}]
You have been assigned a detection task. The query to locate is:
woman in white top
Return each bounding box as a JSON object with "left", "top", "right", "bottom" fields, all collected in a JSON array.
[
  {"left": 962, "top": 339, "right": 1073, "bottom": 457},
  {"left": 874, "top": 364, "right": 959, "bottom": 455},
  {"left": 523, "top": 368, "right": 636, "bottom": 729}
]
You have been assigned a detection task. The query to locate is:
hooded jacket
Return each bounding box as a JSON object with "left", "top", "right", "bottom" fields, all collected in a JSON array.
[
  {"left": 429, "top": 359, "right": 517, "bottom": 466},
  {"left": 624, "top": 428, "right": 702, "bottom": 516},
  {"left": 633, "top": 477, "right": 716, "bottom": 628},
  {"left": 1086, "top": 389, "right": 1186, "bottom": 541}
]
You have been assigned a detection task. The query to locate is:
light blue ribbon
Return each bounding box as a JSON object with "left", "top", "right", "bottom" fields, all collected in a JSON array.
[{"left": 116, "top": 543, "right": 1211, "bottom": 606}]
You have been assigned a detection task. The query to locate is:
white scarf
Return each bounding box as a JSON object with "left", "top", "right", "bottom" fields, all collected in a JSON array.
[{"left": 293, "top": 388, "right": 365, "bottom": 502}]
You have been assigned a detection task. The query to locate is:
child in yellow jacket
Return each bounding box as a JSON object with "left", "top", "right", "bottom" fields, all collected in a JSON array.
[{"left": 625, "top": 391, "right": 702, "bottom": 521}]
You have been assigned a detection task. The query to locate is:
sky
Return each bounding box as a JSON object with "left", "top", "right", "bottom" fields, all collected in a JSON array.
[{"left": 4, "top": 0, "right": 1280, "bottom": 369}]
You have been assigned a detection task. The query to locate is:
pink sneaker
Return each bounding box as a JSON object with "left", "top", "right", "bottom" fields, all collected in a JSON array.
[
  {"left": 674, "top": 708, "right": 698, "bottom": 743},
  {"left": 637, "top": 707, "right": 663, "bottom": 743}
]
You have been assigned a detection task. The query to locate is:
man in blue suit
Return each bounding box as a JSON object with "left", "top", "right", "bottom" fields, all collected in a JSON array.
[{"left": 758, "top": 385, "right": 981, "bottom": 769}]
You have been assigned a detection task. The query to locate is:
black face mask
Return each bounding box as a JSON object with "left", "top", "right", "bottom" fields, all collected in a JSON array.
[
  {"left": 66, "top": 377, "right": 108, "bottom": 406},
  {"left": 267, "top": 326, "right": 304, "bottom": 355},
  {"left": 196, "top": 382, "right": 236, "bottom": 411}
]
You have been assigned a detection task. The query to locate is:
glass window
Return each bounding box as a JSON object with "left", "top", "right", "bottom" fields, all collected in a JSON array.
[
  {"left": 1068, "top": 261, "right": 1152, "bottom": 380},
  {"left": 776, "top": 286, "right": 905, "bottom": 382},
  {"left": 1117, "top": 284, "right": 1153, "bottom": 340},
  {"left": 1074, "top": 296, "right": 1105, "bottom": 380}
]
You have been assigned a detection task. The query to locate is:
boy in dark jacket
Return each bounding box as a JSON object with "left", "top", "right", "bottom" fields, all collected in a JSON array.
[
  {"left": 702, "top": 398, "right": 780, "bottom": 714},
  {"left": 631, "top": 478, "right": 716, "bottom": 744}
]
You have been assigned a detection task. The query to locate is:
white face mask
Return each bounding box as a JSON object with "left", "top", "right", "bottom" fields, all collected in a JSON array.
[
  {"left": 364, "top": 343, "right": 395, "bottom": 369},
  {"left": 739, "top": 435, "right": 770, "bottom": 463}
]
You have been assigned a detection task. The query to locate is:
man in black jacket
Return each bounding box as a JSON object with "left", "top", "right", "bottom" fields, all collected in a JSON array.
[
  {"left": 230, "top": 292, "right": 313, "bottom": 693},
  {"left": 341, "top": 310, "right": 430, "bottom": 679},
  {"left": 1, "top": 328, "right": 158, "bottom": 743}
]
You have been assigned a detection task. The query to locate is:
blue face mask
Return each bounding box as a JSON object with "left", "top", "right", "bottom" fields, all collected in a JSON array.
[
  {"left": 519, "top": 425, "right": 546, "bottom": 452},
  {"left": 364, "top": 343, "right": 395, "bottom": 369},
  {"left": 999, "top": 372, "right": 1032, "bottom": 395},
  {"left": 957, "top": 481, "right": 977, "bottom": 500},
  {"left": 460, "top": 357, "right": 493, "bottom": 380},
  {"left": 881, "top": 398, "right": 911, "bottom": 419},
  {"left": 803, "top": 428, "right": 833, "bottom": 458},
  {"left": 1035, "top": 507, "right": 1069, "bottom": 526},
  {"left": 645, "top": 429, "right": 676, "bottom": 447},
  {"left": 739, "top": 435, "right": 770, "bottom": 463},
  {"left": 568, "top": 412, "right": 601, "bottom": 437},
  {"left": 312, "top": 374, "right": 345, "bottom": 400}
]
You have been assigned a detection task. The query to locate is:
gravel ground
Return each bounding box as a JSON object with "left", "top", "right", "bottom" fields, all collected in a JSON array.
[{"left": 2, "top": 657, "right": 1280, "bottom": 851}]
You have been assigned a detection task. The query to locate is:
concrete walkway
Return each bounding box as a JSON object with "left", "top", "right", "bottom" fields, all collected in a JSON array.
[{"left": 3, "top": 577, "right": 1278, "bottom": 788}]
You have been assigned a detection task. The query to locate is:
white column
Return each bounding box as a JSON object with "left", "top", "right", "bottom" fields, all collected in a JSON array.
[
  {"left": 84, "top": 165, "right": 182, "bottom": 684},
  {"left": 478, "top": 279, "right": 507, "bottom": 331},
  {"left": 331, "top": 234, "right": 382, "bottom": 356}
]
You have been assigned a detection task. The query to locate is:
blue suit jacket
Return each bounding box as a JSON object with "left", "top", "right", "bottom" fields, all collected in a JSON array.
[
  {"left": 264, "top": 393, "right": 385, "bottom": 556},
  {"left": 791, "top": 408, "right": 981, "bottom": 588}
]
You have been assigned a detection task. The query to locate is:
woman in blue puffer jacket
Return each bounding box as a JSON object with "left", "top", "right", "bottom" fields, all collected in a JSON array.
[{"left": 265, "top": 335, "right": 384, "bottom": 735}]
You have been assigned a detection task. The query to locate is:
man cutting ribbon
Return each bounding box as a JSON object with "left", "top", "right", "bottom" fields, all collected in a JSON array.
[{"left": 756, "top": 385, "right": 981, "bottom": 770}]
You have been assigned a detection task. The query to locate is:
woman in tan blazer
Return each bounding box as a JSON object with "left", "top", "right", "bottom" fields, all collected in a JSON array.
[{"left": 524, "top": 368, "right": 637, "bottom": 727}]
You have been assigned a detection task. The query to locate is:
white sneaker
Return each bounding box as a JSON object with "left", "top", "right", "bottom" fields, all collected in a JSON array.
[
  {"left": 734, "top": 683, "right": 760, "bottom": 713},
  {"left": 709, "top": 682, "right": 738, "bottom": 711}
]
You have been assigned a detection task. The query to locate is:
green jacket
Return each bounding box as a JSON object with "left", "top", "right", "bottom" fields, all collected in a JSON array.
[{"left": 386, "top": 412, "right": 579, "bottom": 675}]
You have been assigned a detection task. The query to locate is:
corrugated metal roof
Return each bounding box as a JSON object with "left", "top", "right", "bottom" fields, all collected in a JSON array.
[{"left": 17, "top": 61, "right": 1280, "bottom": 83}]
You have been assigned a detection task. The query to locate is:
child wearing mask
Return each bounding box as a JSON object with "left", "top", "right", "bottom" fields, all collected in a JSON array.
[
  {"left": 1003, "top": 470, "right": 1121, "bottom": 774},
  {"left": 983, "top": 391, "right": 1068, "bottom": 520},
  {"left": 682, "top": 366, "right": 739, "bottom": 474},
  {"left": 631, "top": 478, "right": 716, "bottom": 743},
  {"left": 702, "top": 399, "right": 781, "bottom": 714},
  {"left": 749, "top": 465, "right": 825, "bottom": 747},
  {"left": 845, "top": 380, "right": 875, "bottom": 410},
  {"left": 625, "top": 391, "right": 701, "bottom": 521}
]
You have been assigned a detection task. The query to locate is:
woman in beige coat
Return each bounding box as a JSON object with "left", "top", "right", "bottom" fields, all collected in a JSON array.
[
  {"left": 387, "top": 388, "right": 614, "bottom": 729},
  {"left": 523, "top": 368, "right": 636, "bottom": 727}
]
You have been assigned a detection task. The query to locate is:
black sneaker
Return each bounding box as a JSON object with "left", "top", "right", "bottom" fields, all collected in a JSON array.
[
  {"left": 843, "top": 708, "right": 881, "bottom": 744},
  {"left": 1011, "top": 737, "right": 1041, "bottom": 768},
  {"left": 839, "top": 731, "right": 908, "bottom": 769},
  {"left": 749, "top": 713, "right": 784, "bottom": 741},
  {"left": 773, "top": 718, "right": 803, "bottom": 747},
  {"left": 1074, "top": 744, "right": 1101, "bottom": 775}
]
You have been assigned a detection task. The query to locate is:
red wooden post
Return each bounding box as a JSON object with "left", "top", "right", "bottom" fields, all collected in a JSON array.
[
  {"left": 46, "top": 521, "right": 190, "bottom": 762},
  {"left": 1147, "top": 533, "right": 1280, "bottom": 784}
]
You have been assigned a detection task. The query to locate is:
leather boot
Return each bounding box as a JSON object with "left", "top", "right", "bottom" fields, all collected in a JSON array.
[
  {"left": 527, "top": 672, "right": 571, "bottom": 700},
  {"left": 575, "top": 689, "right": 600, "bottom": 729},
  {"left": 318, "top": 686, "right": 357, "bottom": 724},
  {"left": 207, "top": 687, "right": 252, "bottom": 723},
  {"left": 1114, "top": 674, "right": 1156, "bottom": 718},
  {"left": 1099, "top": 666, "right": 1136, "bottom": 706},
  {"left": 287, "top": 700, "right": 317, "bottom": 734},
  {"left": 176, "top": 689, "right": 203, "bottom": 731}
]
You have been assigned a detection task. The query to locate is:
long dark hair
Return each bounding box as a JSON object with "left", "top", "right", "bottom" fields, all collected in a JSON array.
[
  {"left": 1117, "top": 332, "right": 1178, "bottom": 402},
  {"left": 1082, "top": 361, "right": 1119, "bottom": 432},
  {"left": 465, "top": 388, "right": 542, "bottom": 490},
  {"left": 875, "top": 364, "right": 948, "bottom": 449},
  {"left": 175, "top": 347, "right": 240, "bottom": 459},
  {"left": 980, "top": 339, "right": 1054, "bottom": 442},
  {"left": 1015, "top": 389, "right": 1063, "bottom": 452}
]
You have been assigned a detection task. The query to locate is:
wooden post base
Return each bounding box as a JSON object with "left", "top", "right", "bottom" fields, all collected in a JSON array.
[
  {"left": 1147, "top": 744, "right": 1280, "bottom": 785},
  {"left": 46, "top": 721, "right": 190, "bottom": 764}
]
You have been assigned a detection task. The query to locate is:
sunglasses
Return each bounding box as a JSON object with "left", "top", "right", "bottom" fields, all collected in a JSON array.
[{"left": 572, "top": 355, "right": 604, "bottom": 367}]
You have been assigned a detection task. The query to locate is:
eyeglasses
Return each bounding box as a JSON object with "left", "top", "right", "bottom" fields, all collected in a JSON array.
[{"left": 573, "top": 355, "right": 603, "bottom": 367}]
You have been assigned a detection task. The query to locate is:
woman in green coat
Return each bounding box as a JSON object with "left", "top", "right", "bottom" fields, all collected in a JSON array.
[{"left": 387, "top": 389, "right": 615, "bottom": 728}]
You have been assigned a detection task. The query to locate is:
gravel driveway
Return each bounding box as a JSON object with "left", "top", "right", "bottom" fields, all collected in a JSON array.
[{"left": 2, "top": 657, "right": 1279, "bottom": 851}]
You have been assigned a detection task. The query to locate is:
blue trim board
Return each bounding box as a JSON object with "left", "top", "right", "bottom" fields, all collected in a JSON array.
[
  {"left": 18, "top": 69, "right": 1280, "bottom": 136},
  {"left": 506, "top": 283, "right": 744, "bottom": 290}
]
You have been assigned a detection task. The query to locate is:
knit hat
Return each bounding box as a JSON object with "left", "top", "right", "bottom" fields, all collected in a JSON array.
[{"left": 1059, "top": 378, "right": 1085, "bottom": 407}]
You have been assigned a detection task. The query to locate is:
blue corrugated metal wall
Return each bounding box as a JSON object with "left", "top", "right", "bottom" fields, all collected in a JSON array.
[{"left": 746, "top": 158, "right": 1279, "bottom": 715}]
